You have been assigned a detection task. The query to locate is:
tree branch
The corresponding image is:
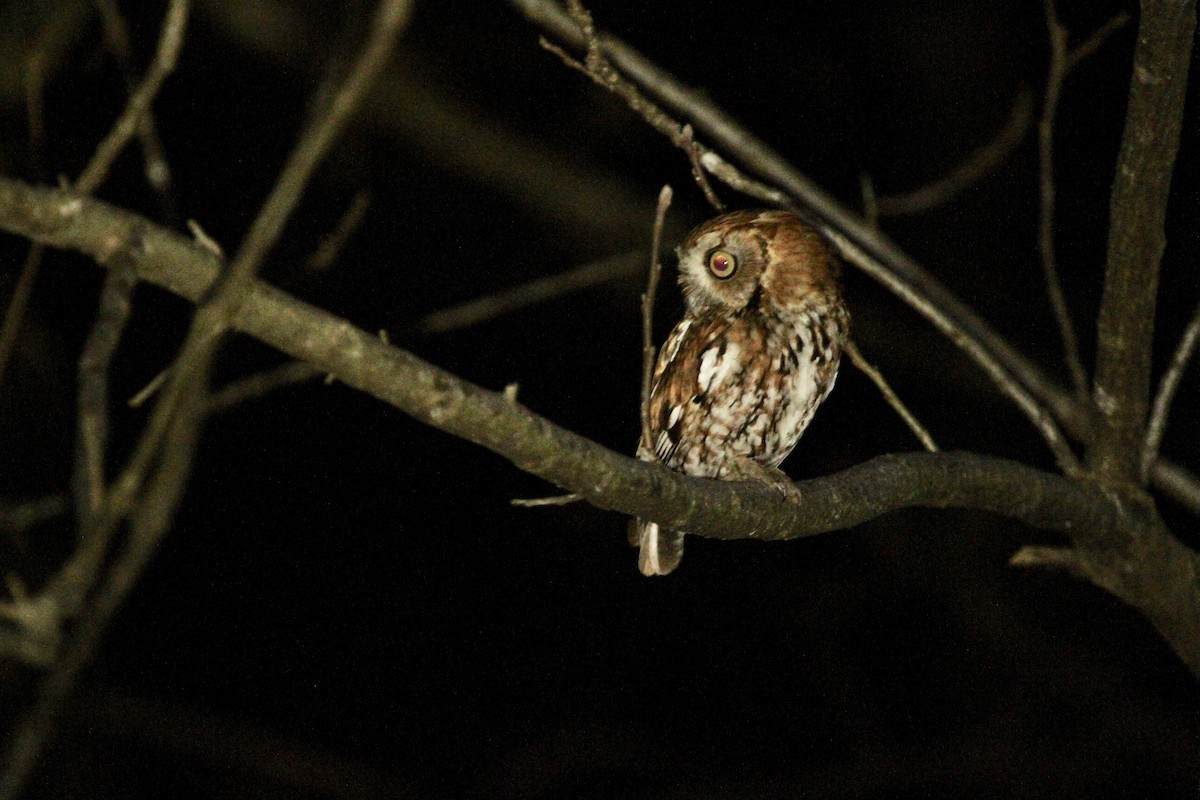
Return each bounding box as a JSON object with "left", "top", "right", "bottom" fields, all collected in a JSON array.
[
  {"left": 1090, "top": 0, "right": 1196, "bottom": 482},
  {"left": 2, "top": 178, "right": 1197, "bottom": 676},
  {"left": 0, "top": 181, "right": 1116, "bottom": 542}
]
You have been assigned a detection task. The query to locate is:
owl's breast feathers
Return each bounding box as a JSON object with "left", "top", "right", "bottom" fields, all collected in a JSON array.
[{"left": 642, "top": 303, "right": 846, "bottom": 478}]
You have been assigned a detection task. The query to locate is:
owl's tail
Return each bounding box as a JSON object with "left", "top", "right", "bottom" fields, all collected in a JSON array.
[{"left": 630, "top": 519, "right": 685, "bottom": 576}]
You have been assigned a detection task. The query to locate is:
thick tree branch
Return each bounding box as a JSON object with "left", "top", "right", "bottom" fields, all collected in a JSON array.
[
  {"left": 0, "top": 181, "right": 1116, "bottom": 542},
  {"left": 1, "top": 178, "right": 1197, "bottom": 675},
  {"left": 1090, "top": 0, "right": 1196, "bottom": 482}
]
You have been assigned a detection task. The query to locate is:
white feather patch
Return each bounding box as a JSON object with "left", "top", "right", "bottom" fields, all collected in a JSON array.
[{"left": 697, "top": 341, "right": 741, "bottom": 393}]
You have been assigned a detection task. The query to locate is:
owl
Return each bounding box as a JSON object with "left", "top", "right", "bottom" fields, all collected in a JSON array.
[{"left": 633, "top": 209, "right": 849, "bottom": 575}]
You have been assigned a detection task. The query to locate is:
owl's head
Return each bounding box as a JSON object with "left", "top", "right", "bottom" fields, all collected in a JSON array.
[{"left": 675, "top": 210, "right": 840, "bottom": 315}]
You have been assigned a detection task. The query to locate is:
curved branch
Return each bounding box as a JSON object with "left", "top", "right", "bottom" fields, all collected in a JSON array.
[
  {"left": 0, "top": 178, "right": 1197, "bottom": 676},
  {"left": 0, "top": 179, "right": 1116, "bottom": 542}
]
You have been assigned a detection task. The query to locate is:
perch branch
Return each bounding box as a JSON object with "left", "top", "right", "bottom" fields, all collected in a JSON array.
[{"left": 0, "top": 179, "right": 1196, "bottom": 674}]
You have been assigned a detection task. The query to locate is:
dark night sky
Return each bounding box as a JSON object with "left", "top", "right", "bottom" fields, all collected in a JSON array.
[{"left": 0, "top": 0, "right": 1197, "bottom": 797}]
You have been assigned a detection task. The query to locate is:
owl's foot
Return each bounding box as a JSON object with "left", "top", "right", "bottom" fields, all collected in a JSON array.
[{"left": 729, "top": 456, "right": 802, "bottom": 505}]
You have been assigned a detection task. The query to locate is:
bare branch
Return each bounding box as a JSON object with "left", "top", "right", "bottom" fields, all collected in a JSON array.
[
  {"left": 3, "top": 181, "right": 1197, "bottom": 676},
  {"left": 305, "top": 188, "right": 372, "bottom": 273},
  {"left": 0, "top": 5, "right": 416, "bottom": 792},
  {"left": 92, "top": 0, "right": 178, "bottom": 213},
  {"left": 1090, "top": 0, "right": 1195, "bottom": 482},
  {"left": 877, "top": 88, "right": 1035, "bottom": 216},
  {"left": 206, "top": 362, "right": 324, "bottom": 412},
  {"left": 1067, "top": 11, "right": 1135, "bottom": 70},
  {"left": 844, "top": 340, "right": 938, "bottom": 453},
  {"left": 0, "top": 495, "right": 69, "bottom": 534},
  {"left": 1009, "top": 544, "right": 1090, "bottom": 580},
  {"left": 73, "top": 230, "right": 140, "bottom": 520},
  {"left": 0, "top": 378, "right": 205, "bottom": 800},
  {"left": 93, "top": 0, "right": 415, "bottom": 543},
  {"left": 1142, "top": 297, "right": 1200, "bottom": 478},
  {"left": 823, "top": 226, "right": 1082, "bottom": 476},
  {"left": 511, "top": 494, "right": 583, "bottom": 508},
  {"left": 0, "top": 183, "right": 1123, "bottom": 545},
  {"left": 1037, "top": 6, "right": 1129, "bottom": 402},
  {"left": 416, "top": 250, "right": 645, "bottom": 334},
  {"left": 0, "top": 245, "right": 45, "bottom": 394},
  {"left": 1040, "top": 2, "right": 1090, "bottom": 400},
  {"left": 74, "top": 0, "right": 189, "bottom": 196}
]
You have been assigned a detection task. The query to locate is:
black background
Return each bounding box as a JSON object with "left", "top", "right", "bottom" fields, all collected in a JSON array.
[{"left": 0, "top": 0, "right": 1197, "bottom": 797}]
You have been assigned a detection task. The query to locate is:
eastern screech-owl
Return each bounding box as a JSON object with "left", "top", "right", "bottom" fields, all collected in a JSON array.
[{"left": 633, "top": 209, "right": 849, "bottom": 576}]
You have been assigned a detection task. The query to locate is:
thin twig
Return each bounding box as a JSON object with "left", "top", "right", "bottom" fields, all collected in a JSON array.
[
  {"left": 0, "top": 495, "right": 70, "bottom": 535},
  {"left": 877, "top": 88, "right": 1035, "bottom": 216},
  {"left": 127, "top": 368, "right": 167, "bottom": 408},
  {"left": 1037, "top": 4, "right": 1085, "bottom": 399},
  {"left": 640, "top": 185, "right": 672, "bottom": 454},
  {"left": 0, "top": 245, "right": 45, "bottom": 394},
  {"left": 92, "top": 0, "right": 178, "bottom": 217},
  {"left": 416, "top": 250, "right": 645, "bottom": 334},
  {"left": 859, "top": 172, "right": 879, "bottom": 227},
  {"left": 511, "top": 494, "right": 583, "bottom": 507},
  {"left": 1066, "top": 11, "right": 1133, "bottom": 70},
  {"left": 1038, "top": 4, "right": 1129, "bottom": 402},
  {"left": 305, "top": 188, "right": 372, "bottom": 272},
  {"left": 823, "top": 230, "right": 1081, "bottom": 476},
  {"left": 73, "top": 232, "right": 141, "bottom": 521},
  {"left": 0, "top": 36, "right": 56, "bottom": 394},
  {"left": 1142, "top": 297, "right": 1200, "bottom": 479},
  {"left": 844, "top": 340, "right": 938, "bottom": 453},
  {"left": 207, "top": 361, "right": 324, "bottom": 412},
  {"left": 681, "top": 124, "right": 724, "bottom": 211},
  {"left": 1009, "top": 544, "right": 1089, "bottom": 581},
  {"left": 74, "top": 0, "right": 190, "bottom": 196}
]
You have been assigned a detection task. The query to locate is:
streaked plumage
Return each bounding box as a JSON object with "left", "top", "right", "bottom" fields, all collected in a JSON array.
[{"left": 633, "top": 210, "right": 849, "bottom": 575}]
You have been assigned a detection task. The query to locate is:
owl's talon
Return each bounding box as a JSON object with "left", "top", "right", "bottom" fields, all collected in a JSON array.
[{"left": 729, "top": 456, "right": 801, "bottom": 505}]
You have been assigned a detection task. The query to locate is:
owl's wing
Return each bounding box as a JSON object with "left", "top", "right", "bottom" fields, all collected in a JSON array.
[{"left": 646, "top": 319, "right": 704, "bottom": 467}]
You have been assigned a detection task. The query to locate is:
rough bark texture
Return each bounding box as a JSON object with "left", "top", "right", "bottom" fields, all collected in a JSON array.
[{"left": 1090, "top": 0, "right": 1196, "bottom": 481}]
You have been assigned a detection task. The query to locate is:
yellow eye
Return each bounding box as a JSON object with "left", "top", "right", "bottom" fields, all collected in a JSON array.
[{"left": 707, "top": 249, "right": 737, "bottom": 279}]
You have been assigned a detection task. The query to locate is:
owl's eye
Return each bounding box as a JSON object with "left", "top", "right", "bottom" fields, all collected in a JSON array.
[{"left": 707, "top": 250, "right": 738, "bottom": 279}]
